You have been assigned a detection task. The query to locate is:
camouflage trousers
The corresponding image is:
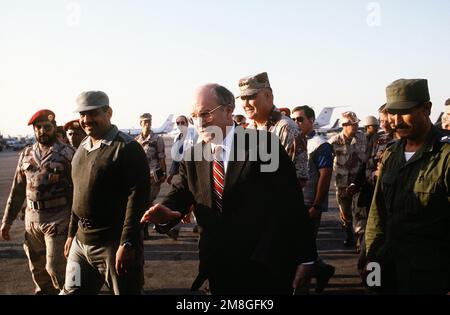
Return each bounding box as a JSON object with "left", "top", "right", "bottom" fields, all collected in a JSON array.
[
  {"left": 62, "top": 236, "right": 144, "bottom": 295},
  {"left": 336, "top": 188, "right": 367, "bottom": 235},
  {"left": 23, "top": 220, "right": 68, "bottom": 294}
]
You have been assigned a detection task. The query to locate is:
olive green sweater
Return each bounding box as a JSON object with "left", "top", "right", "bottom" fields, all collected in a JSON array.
[{"left": 68, "top": 125, "right": 150, "bottom": 246}]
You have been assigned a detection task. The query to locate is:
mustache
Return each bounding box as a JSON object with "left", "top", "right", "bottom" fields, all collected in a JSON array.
[
  {"left": 393, "top": 124, "right": 411, "bottom": 130},
  {"left": 82, "top": 122, "right": 97, "bottom": 127},
  {"left": 37, "top": 134, "right": 56, "bottom": 145}
]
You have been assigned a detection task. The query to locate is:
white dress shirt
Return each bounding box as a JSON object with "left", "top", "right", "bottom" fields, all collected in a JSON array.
[{"left": 210, "top": 124, "right": 235, "bottom": 173}]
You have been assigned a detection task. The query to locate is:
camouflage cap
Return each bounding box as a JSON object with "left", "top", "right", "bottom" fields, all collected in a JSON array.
[
  {"left": 28, "top": 109, "right": 56, "bottom": 126},
  {"left": 364, "top": 115, "right": 379, "bottom": 127},
  {"left": 74, "top": 91, "right": 109, "bottom": 113},
  {"left": 340, "top": 111, "right": 360, "bottom": 126},
  {"left": 385, "top": 79, "right": 430, "bottom": 111},
  {"left": 237, "top": 72, "right": 271, "bottom": 98},
  {"left": 63, "top": 119, "right": 82, "bottom": 132},
  {"left": 139, "top": 113, "right": 152, "bottom": 121}
]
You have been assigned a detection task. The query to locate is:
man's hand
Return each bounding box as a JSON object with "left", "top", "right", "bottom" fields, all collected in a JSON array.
[
  {"left": 115, "top": 244, "right": 135, "bottom": 276},
  {"left": 292, "top": 264, "right": 313, "bottom": 294},
  {"left": 140, "top": 203, "right": 182, "bottom": 224},
  {"left": 181, "top": 213, "right": 191, "bottom": 224},
  {"left": 308, "top": 206, "right": 320, "bottom": 219},
  {"left": 1, "top": 223, "right": 11, "bottom": 241},
  {"left": 166, "top": 175, "right": 173, "bottom": 185},
  {"left": 64, "top": 237, "right": 74, "bottom": 259}
]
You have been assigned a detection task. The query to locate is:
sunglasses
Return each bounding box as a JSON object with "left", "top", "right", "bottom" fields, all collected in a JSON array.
[
  {"left": 176, "top": 121, "right": 187, "bottom": 126},
  {"left": 292, "top": 116, "right": 304, "bottom": 123}
]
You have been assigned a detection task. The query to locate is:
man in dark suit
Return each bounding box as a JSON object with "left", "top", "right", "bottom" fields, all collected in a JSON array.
[{"left": 141, "top": 84, "right": 317, "bottom": 295}]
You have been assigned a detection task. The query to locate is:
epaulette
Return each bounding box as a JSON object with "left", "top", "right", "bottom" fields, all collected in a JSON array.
[
  {"left": 266, "top": 107, "right": 282, "bottom": 127},
  {"left": 116, "top": 131, "right": 135, "bottom": 144}
]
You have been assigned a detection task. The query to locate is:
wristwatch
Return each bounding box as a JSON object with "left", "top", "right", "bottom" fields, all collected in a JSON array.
[
  {"left": 312, "top": 204, "right": 322, "bottom": 210},
  {"left": 122, "top": 241, "right": 133, "bottom": 248}
]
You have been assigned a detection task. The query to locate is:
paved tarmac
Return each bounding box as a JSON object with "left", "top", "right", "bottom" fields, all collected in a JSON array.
[{"left": 0, "top": 140, "right": 367, "bottom": 295}]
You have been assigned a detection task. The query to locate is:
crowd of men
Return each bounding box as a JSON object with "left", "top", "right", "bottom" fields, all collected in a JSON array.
[{"left": 1, "top": 73, "right": 449, "bottom": 295}]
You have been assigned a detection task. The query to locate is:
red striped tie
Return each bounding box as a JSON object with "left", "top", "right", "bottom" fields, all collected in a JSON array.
[{"left": 213, "top": 150, "right": 225, "bottom": 212}]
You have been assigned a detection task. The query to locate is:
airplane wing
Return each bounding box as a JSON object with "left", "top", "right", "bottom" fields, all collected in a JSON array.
[
  {"left": 119, "top": 115, "right": 174, "bottom": 137},
  {"left": 313, "top": 106, "right": 347, "bottom": 128},
  {"left": 152, "top": 114, "right": 174, "bottom": 134}
]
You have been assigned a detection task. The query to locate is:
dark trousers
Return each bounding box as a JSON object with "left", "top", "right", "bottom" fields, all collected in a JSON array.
[{"left": 207, "top": 261, "right": 292, "bottom": 295}]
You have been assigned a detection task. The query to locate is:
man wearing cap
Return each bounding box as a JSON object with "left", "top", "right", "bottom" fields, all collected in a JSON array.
[
  {"left": 62, "top": 91, "right": 150, "bottom": 294},
  {"left": 64, "top": 119, "right": 86, "bottom": 149},
  {"left": 237, "top": 72, "right": 308, "bottom": 186},
  {"left": 363, "top": 116, "right": 379, "bottom": 154},
  {"left": 1, "top": 109, "right": 75, "bottom": 294},
  {"left": 365, "top": 79, "right": 450, "bottom": 294},
  {"left": 328, "top": 111, "right": 367, "bottom": 248},
  {"left": 135, "top": 113, "right": 166, "bottom": 239},
  {"left": 353, "top": 105, "right": 400, "bottom": 266}
]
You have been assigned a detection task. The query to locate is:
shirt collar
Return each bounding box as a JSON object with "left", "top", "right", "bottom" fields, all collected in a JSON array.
[
  {"left": 210, "top": 124, "right": 235, "bottom": 154},
  {"left": 137, "top": 131, "right": 154, "bottom": 142},
  {"left": 82, "top": 125, "right": 118, "bottom": 151},
  {"left": 306, "top": 130, "right": 316, "bottom": 139}
]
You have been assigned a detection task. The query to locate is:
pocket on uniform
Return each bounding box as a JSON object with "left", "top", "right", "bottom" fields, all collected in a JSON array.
[
  {"left": 21, "top": 162, "right": 33, "bottom": 171},
  {"left": 381, "top": 173, "right": 396, "bottom": 212},
  {"left": 413, "top": 179, "right": 437, "bottom": 208}
]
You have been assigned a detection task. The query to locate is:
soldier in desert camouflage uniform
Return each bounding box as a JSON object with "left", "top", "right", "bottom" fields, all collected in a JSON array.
[
  {"left": 237, "top": 72, "right": 308, "bottom": 184},
  {"left": 1, "top": 109, "right": 74, "bottom": 294},
  {"left": 135, "top": 113, "right": 166, "bottom": 239},
  {"left": 328, "top": 111, "right": 367, "bottom": 247}
]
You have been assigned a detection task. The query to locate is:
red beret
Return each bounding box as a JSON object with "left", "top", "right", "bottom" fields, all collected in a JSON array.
[
  {"left": 63, "top": 119, "right": 82, "bottom": 131},
  {"left": 278, "top": 107, "right": 291, "bottom": 116},
  {"left": 28, "top": 109, "right": 56, "bottom": 126}
]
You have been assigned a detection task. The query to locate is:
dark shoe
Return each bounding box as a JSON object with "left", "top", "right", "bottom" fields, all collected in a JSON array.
[
  {"left": 316, "top": 264, "right": 335, "bottom": 294},
  {"left": 167, "top": 229, "right": 179, "bottom": 240}
]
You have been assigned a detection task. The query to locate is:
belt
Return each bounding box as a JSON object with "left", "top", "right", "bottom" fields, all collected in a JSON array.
[{"left": 27, "top": 197, "right": 68, "bottom": 211}]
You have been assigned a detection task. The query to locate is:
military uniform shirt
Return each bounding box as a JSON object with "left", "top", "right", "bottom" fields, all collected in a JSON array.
[
  {"left": 328, "top": 131, "right": 367, "bottom": 188},
  {"left": 135, "top": 131, "right": 165, "bottom": 171},
  {"left": 365, "top": 127, "right": 450, "bottom": 293},
  {"left": 248, "top": 106, "right": 308, "bottom": 180},
  {"left": 2, "top": 140, "right": 75, "bottom": 224}
]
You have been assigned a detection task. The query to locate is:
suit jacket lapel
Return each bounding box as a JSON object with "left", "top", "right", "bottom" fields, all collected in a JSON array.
[
  {"left": 196, "top": 142, "right": 213, "bottom": 208},
  {"left": 223, "top": 132, "right": 248, "bottom": 200}
]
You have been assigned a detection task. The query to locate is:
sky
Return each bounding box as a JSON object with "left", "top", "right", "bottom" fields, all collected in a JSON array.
[{"left": 1, "top": 0, "right": 449, "bottom": 137}]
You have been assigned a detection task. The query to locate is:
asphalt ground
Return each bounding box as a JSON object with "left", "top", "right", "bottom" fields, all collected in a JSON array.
[{"left": 0, "top": 138, "right": 367, "bottom": 295}]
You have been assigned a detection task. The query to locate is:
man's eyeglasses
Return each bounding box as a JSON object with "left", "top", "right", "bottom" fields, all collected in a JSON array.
[
  {"left": 34, "top": 123, "right": 54, "bottom": 131},
  {"left": 176, "top": 121, "right": 187, "bottom": 126},
  {"left": 292, "top": 116, "right": 304, "bottom": 123},
  {"left": 189, "top": 104, "right": 225, "bottom": 125}
]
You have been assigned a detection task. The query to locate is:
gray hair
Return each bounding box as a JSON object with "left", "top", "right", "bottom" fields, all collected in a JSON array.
[{"left": 209, "top": 84, "right": 235, "bottom": 109}]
